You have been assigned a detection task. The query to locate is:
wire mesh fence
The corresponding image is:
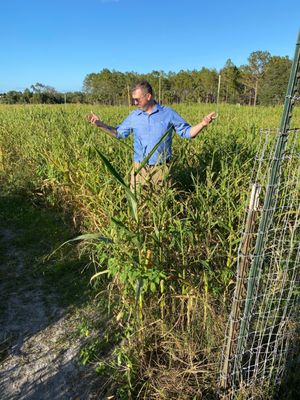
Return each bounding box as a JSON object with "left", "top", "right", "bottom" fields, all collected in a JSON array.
[
  {"left": 219, "top": 29, "right": 300, "bottom": 399},
  {"left": 220, "top": 126, "right": 300, "bottom": 398}
]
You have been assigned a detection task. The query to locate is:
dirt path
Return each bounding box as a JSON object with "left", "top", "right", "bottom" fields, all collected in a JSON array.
[{"left": 0, "top": 228, "right": 100, "bottom": 400}]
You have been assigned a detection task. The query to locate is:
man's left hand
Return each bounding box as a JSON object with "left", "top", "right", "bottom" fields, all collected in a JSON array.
[{"left": 202, "top": 112, "right": 217, "bottom": 127}]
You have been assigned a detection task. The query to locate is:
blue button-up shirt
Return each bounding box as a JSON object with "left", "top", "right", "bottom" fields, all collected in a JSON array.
[{"left": 116, "top": 103, "right": 191, "bottom": 165}]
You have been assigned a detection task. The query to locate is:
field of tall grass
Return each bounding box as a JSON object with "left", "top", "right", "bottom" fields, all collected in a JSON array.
[{"left": 0, "top": 103, "right": 294, "bottom": 399}]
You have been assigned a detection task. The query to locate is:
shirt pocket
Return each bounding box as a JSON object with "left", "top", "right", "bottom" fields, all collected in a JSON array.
[
  {"left": 132, "top": 120, "right": 148, "bottom": 137},
  {"left": 153, "top": 120, "right": 170, "bottom": 135}
]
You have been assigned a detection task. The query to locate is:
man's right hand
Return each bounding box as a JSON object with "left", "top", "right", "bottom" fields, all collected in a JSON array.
[
  {"left": 87, "top": 112, "right": 101, "bottom": 126},
  {"left": 86, "top": 112, "right": 118, "bottom": 138}
]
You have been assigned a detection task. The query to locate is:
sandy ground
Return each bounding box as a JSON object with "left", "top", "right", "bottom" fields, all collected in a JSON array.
[{"left": 0, "top": 228, "right": 101, "bottom": 400}]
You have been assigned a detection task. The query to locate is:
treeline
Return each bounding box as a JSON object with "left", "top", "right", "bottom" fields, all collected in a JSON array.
[
  {"left": 0, "top": 51, "right": 292, "bottom": 106},
  {"left": 0, "top": 83, "right": 86, "bottom": 105}
]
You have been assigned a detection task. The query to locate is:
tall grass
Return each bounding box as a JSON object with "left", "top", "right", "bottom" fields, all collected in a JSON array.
[{"left": 0, "top": 103, "right": 291, "bottom": 398}]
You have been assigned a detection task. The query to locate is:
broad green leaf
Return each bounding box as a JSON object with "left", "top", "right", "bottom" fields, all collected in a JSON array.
[
  {"left": 64, "top": 233, "right": 113, "bottom": 244},
  {"left": 134, "top": 126, "right": 173, "bottom": 175},
  {"left": 48, "top": 232, "right": 112, "bottom": 259},
  {"left": 111, "top": 217, "right": 143, "bottom": 249},
  {"left": 95, "top": 148, "right": 138, "bottom": 222}
]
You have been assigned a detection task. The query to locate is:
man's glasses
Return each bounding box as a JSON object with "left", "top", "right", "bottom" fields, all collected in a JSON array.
[{"left": 132, "top": 93, "right": 148, "bottom": 103}]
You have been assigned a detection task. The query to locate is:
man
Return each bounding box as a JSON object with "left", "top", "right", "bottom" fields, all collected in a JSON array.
[{"left": 87, "top": 80, "right": 216, "bottom": 188}]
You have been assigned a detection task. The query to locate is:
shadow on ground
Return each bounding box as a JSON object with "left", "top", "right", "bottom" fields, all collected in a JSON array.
[{"left": 0, "top": 193, "right": 103, "bottom": 400}]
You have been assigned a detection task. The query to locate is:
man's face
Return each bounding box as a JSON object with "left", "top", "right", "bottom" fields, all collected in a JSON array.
[{"left": 132, "top": 88, "right": 152, "bottom": 110}]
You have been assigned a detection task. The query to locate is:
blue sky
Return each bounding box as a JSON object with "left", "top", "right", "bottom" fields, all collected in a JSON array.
[{"left": 1, "top": 0, "right": 299, "bottom": 92}]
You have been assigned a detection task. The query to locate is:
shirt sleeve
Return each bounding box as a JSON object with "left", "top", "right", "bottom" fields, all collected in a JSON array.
[
  {"left": 116, "top": 113, "right": 132, "bottom": 140},
  {"left": 171, "top": 110, "right": 191, "bottom": 139}
]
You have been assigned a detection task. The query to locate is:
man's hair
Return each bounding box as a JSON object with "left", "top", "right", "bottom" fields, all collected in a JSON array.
[{"left": 132, "top": 80, "right": 153, "bottom": 96}]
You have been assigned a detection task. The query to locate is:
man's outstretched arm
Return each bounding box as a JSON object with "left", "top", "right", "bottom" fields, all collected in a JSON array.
[
  {"left": 189, "top": 112, "right": 216, "bottom": 138},
  {"left": 87, "top": 112, "right": 118, "bottom": 138}
]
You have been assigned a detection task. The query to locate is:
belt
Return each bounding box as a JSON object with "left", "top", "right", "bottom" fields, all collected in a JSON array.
[{"left": 144, "top": 159, "right": 171, "bottom": 167}]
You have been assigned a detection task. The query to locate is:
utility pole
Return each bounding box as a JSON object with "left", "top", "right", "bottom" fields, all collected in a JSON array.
[
  {"left": 159, "top": 73, "right": 161, "bottom": 104},
  {"left": 127, "top": 85, "right": 131, "bottom": 109},
  {"left": 216, "top": 74, "right": 221, "bottom": 116}
]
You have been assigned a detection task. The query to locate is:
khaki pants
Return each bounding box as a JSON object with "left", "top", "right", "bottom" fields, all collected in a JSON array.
[{"left": 130, "top": 162, "right": 170, "bottom": 190}]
